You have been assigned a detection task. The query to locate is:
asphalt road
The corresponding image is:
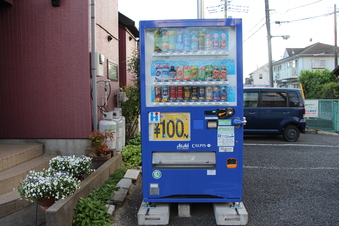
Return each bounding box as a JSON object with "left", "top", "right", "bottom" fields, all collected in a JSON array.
[{"left": 112, "top": 133, "right": 339, "bottom": 226}]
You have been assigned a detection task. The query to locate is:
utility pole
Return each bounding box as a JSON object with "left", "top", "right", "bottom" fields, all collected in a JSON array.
[
  {"left": 265, "top": 0, "right": 274, "bottom": 87},
  {"left": 334, "top": 4, "right": 338, "bottom": 67}
]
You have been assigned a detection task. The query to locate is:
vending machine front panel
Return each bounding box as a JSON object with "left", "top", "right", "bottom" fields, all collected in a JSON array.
[{"left": 140, "top": 19, "right": 244, "bottom": 203}]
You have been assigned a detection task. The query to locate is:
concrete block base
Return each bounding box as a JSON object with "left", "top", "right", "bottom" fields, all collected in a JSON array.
[
  {"left": 213, "top": 202, "right": 248, "bottom": 225},
  {"left": 137, "top": 202, "right": 170, "bottom": 225},
  {"left": 178, "top": 203, "right": 191, "bottom": 217}
]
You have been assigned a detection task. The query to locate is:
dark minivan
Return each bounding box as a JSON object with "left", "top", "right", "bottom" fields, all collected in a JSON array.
[{"left": 243, "top": 88, "right": 306, "bottom": 142}]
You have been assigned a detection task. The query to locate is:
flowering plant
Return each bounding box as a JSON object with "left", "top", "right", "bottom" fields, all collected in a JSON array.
[
  {"left": 49, "top": 155, "right": 94, "bottom": 178},
  {"left": 16, "top": 169, "right": 81, "bottom": 202},
  {"left": 89, "top": 130, "right": 114, "bottom": 157}
]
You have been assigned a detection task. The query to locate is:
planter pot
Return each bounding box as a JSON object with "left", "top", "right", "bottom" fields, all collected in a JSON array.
[
  {"left": 91, "top": 154, "right": 111, "bottom": 169},
  {"left": 36, "top": 197, "right": 56, "bottom": 211}
]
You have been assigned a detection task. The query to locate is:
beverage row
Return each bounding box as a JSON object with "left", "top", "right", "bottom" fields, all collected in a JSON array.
[
  {"left": 153, "top": 28, "right": 228, "bottom": 53},
  {"left": 154, "top": 64, "right": 228, "bottom": 82},
  {"left": 153, "top": 85, "right": 228, "bottom": 102}
]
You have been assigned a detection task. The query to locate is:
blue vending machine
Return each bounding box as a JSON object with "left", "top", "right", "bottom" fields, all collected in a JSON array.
[{"left": 140, "top": 19, "right": 245, "bottom": 203}]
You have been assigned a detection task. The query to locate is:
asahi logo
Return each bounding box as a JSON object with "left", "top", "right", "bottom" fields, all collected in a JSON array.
[{"left": 177, "top": 143, "right": 189, "bottom": 150}]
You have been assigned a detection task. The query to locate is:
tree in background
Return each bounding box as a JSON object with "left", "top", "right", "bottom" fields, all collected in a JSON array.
[
  {"left": 122, "top": 50, "right": 140, "bottom": 142},
  {"left": 298, "top": 69, "right": 338, "bottom": 99}
]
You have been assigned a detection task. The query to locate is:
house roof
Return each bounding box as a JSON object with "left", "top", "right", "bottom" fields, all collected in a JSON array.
[
  {"left": 118, "top": 12, "right": 139, "bottom": 38},
  {"left": 284, "top": 42, "right": 338, "bottom": 58},
  {"left": 275, "top": 42, "right": 339, "bottom": 65}
]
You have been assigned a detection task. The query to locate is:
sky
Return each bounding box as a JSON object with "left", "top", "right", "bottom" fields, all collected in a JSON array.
[{"left": 119, "top": 0, "right": 338, "bottom": 78}]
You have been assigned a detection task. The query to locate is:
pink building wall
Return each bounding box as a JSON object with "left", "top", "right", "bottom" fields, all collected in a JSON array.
[{"left": 0, "top": 0, "right": 120, "bottom": 139}]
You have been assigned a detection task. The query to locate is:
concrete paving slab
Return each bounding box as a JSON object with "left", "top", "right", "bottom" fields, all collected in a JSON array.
[
  {"left": 213, "top": 202, "right": 248, "bottom": 225},
  {"left": 124, "top": 169, "right": 140, "bottom": 181},
  {"left": 117, "top": 178, "right": 132, "bottom": 190},
  {"left": 137, "top": 202, "right": 170, "bottom": 225},
  {"left": 112, "top": 188, "right": 128, "bottom": 204},
  {"left": 178, "top": 203, "right": 191, "bottom": 217}
]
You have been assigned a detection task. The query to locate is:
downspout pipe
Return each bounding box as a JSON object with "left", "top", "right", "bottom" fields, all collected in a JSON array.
[{"left": 91, "top": 0, "right": 98, "bottom": 130}]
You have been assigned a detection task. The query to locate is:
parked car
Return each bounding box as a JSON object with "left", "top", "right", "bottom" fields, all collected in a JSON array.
[{"left": 243, "top": 88, "right": 306, "bottom": 142}]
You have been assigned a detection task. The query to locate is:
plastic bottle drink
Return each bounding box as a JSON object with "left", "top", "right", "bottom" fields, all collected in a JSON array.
[
  {"left": 198, "top": 29, "right": 205, "bottom": 50},
  {"left": 155, "top": 64, "right": 162, "bottom": 81},
  {"left": 213, "top": 33, "right": 219, "bottom": 50},
  {"left": 176, "top": 29, "right": 184, "bottom": 52},
  {"left": 191, "top": 31, "right": 198, "bottom": 52},
  {"left": 154, "top": 29, "right": 162, "bottom": 52},
  {"left": 183, "top": 66, "right": 191, "bottom": 80},
  {"left": 220, "top": 66, "right": 228, "bottom": 80},
  {"left": 220, "top": 33, "right": 227, "bottom": 50},
  {"left": 198, "top": 66, "right": 205, "bottom": 80},
  {"left": 162, "top": 64, "right": 169, "bottom": 81},
  {"left": 183, "top": 29, "right": 191, "bottom": 52},
  {"left": 205, "top": 65, "right": 213, "bottom": 80},
  {"left": 205, "top": 33, "right": 212, "bottom": 51},
  {"left": 212, "top": 66, "right": 220, "bottom": 79},
  {"left": 191, "top": 65, "right": 198, "bottom": 80},
  {"left": 176, "top": 66, "right": 184, "bottom": 81},
  {"left": 162, "top": 30, "right": 169, "bottom": 52},
  {"left": 169, "top": 66, "right": 177, "bottom": 80},
  {"left": 169, "top": 30, "right": 176, "bottom": 52}
]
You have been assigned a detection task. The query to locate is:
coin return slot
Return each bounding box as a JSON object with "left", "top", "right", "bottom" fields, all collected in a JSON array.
[{"left": 152, "top": 152, "right": 216, "bottom": 169}]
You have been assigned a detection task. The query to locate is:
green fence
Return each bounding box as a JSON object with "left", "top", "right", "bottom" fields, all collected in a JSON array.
[{"left": 305, "top": 99, "right": 339, "bottom": 132}]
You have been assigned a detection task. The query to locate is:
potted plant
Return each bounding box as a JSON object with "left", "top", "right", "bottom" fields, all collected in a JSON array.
[
  {"left": 16, "top": 169, "right": 81, "bottom": 210},
  {"left": 88, "top": 130, "right": 115, "bottom": 169},
  {"left": 49, "top": 155, "right": 94, "bottom": 180}
]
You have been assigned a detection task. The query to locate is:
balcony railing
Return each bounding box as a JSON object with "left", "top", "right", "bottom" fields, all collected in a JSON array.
[{"left": 275, "top": 68, "right": 299, "bottom": 80}]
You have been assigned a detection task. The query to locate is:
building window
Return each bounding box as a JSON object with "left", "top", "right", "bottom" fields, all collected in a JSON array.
[
  {"left": 312, "top": 59, "right": 326, "bottom": 68},
  {"left": 259, "top": 74, "right": 263, "bottom": 79}
]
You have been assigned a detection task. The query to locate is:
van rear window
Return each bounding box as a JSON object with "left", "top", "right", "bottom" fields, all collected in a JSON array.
[{"left": 261, "top": 92, "right": 287, "bottom": 107}]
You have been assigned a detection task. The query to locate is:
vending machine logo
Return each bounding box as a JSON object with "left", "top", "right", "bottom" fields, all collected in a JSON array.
[
  {"left": 177, "top": 143, "right": 189, "bottom": 150},
  {"left": 149, "top": 112, "right": 160, "bottom": 123}
]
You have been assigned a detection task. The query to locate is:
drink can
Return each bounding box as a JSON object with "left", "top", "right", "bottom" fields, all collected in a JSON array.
[
  {"left": 213, "top": 85, "right": 221, "bottom": 100},
  {"left": 170, "top": 86, "right": 176, "bottom": 100},
  {"left": 184, "top": 86, "right": 191, "bottom": 100},
  {"left": 155, "top": 87, "right": 162, "bottom": 102},
  {"left": 198, "top": 86, "right": 205, "bottom": 99},
  {"left": 162, "top": 86, "right": 169, "bottom": 102},
  {"left": 206, "top": 86, "right": 213, "bottom": 100},
  {"left": 191, "top": 86, "right": 198, "bottom": 100},
  {"left": 220, "top": 86, "right": 228, "bottom": 100},
  {"left": 177, "top": 86, "right": 184, "bottom": 100}
]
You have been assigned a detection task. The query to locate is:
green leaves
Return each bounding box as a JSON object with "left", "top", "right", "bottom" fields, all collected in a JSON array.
[
  {"left": 299, "top": 69, "right": 338, "bottom": 99},
  {"left": 73, "top": 168, "right": 127, "bottom": 225}
]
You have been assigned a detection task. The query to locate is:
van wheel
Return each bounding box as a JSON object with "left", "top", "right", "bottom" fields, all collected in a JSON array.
[{"left": 283, "top": 125, "right": 300, "bottom": 142}]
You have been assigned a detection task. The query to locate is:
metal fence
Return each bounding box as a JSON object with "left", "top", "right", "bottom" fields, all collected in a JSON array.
[{"left": 305, "top": 99, "right": 339, "bottom": 132}]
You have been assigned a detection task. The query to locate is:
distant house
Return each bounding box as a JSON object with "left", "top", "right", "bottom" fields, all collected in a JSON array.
[
  {"left": 248, "top": 43, "right": 339, "bottom": 88},
  {"left": 273, "top": 42, "right": 339, "bottom": 88},
  {"left": 245, "top": 63, "right": 270, "bottom": 87}
]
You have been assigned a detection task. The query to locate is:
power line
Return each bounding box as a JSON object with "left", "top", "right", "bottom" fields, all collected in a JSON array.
[
  {"left": 284, "top": 0, "right": 323, "bottom": 13},
  {"left": 276, "top": 11, "right": 337, "bottom": 24}
]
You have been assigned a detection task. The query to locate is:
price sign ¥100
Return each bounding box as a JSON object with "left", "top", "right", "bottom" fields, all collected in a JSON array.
[{"left": 149, "top": 112, "right": 190, "bottom": 141}]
